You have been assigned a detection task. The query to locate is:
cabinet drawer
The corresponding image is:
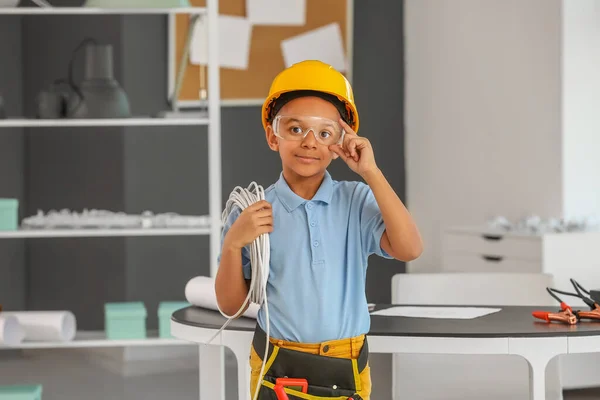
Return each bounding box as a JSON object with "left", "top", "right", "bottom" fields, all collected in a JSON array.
[
  {"left": 442, "top": 253, "right": 542, "bottom": 273},
  {"left": 443, "top": 231, "right": 542, "bottom": 260}
]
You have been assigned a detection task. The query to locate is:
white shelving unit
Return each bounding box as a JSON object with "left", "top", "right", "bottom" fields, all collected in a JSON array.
[
  {"left": 0, "top": 7, "right": 206, "bottom": 15},
  {"left": 0, "top": 353, "right": 201, "bottom": 400},
  {"left": 0, "top": 330, "right": 192, "bottom": 349},
  {"left": 0, "top": 0, "right": 221, "bottom": 352},
  {"left": 0, "top": 118, "right": 209, "bottom": 128},
  {"left": 0, "top": 227, "right": 212, "bottom": 238}
]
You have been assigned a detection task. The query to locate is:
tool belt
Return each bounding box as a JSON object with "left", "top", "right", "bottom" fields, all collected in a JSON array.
[{"left": 252, "top": 324, "right": 368, "bottom": 400}]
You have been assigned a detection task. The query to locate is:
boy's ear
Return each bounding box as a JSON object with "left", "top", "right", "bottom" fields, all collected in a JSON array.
[{"left": 265, "top": 125, "right": 279, "bottom": 151}]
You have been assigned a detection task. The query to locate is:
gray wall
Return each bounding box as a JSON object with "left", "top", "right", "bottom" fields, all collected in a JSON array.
[
  {"left": 346, "top": 0, "right": 406, "bottom": 302},
  {"left": 0, "top": 16, "right": 25, "bottom": 311},
  {"left": 22, "top": 13, "right": 127, "bottom": 330},
  {"left": 120, "top": 16, "right": 210, "bottom": 329},
  {"left": 0, "top": 1, "right": 405, "bottom": 333}
]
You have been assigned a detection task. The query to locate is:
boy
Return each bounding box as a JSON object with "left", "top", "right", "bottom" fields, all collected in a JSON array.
[{"left": 216, "top": 60, "right": 423, "bottom": 400}]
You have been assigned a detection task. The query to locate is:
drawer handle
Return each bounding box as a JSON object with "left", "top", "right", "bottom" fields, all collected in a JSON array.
[
  {"left": 482, "top": 234, "right": 503, "bottom": 241},
  {"left": 482, "top": 255, "right": 503, "bottom": 262}
]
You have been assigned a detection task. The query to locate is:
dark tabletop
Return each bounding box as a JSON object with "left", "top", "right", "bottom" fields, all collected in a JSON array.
[{"left": 172, "top": 304, "right": 600, "bottom": 338}]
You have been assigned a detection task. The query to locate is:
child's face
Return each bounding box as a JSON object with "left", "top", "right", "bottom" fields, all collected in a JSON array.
[{"left": 266, "top": 96, "right": 342, "bottom": 179}]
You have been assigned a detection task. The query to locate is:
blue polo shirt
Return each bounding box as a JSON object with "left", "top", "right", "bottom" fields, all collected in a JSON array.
[{"left": 218, "top": 170, "right": 392, "bottom": 343}]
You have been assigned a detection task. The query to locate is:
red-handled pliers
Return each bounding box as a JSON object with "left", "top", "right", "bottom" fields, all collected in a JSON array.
[
  {"left": 273, "top": 378, "right": 362, "bottom": 400},
  {"left": 274, "top": 378, "right": 308, "bottom": 400}
]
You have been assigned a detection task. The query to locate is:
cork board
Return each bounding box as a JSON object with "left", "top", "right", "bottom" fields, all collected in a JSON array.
[{"left": 168, "top": 0, "right": 353, "bottom": 105}]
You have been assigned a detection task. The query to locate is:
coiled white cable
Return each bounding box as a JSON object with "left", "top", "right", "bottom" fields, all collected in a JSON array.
[
  {"left": 203, "top": 182, "right": 270, "bottom": 400},
  {"left": 30, "top": 0, "right": 53, "bottom": 7}
]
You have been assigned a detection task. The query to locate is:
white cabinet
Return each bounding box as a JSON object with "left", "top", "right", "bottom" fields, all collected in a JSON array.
[
  {"left": 442, "top": 229, "right": 542, "bottom": 273},
  {"left": 442, "top": 226, "right": 600, "bottom": 390},
  {"left": 442, "top": 226, "right": 600, "bottom": 307}
]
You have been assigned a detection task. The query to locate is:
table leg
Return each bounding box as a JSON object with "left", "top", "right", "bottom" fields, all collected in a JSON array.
[
  {"left": 509, "top": 337, "right": 566, "bottom": 400},
  {"left": 225, "top": 333, "right": 252, "bottom": 400},
  {"left": 199, "top": 343, "right": 226, "bottom": 400}
]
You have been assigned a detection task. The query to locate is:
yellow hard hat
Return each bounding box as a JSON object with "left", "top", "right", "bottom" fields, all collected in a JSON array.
[{"left": 262, "top": 60, "right": 359, "bottom": 133}]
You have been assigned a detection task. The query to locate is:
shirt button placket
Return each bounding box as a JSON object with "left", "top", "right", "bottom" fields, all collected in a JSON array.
[{"left": 306, "top": 202, "right": 323, "bottom": 264}]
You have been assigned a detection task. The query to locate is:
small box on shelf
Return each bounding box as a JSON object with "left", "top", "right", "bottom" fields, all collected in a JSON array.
[
  {"left": 158, "top": 301, "right": 191, "bottom": 338},
  {"left": 0, "top": 199, "right": 18, "bottom": 231},
  {"left": 0, "top": 384, "right": 42, "bottom": 400},
  {"left": 104, "top": 302, "right": 147, "bottom": 340}
]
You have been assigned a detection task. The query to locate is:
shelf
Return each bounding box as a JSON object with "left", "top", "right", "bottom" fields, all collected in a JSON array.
[
  {"left": 0, "top": 351, "right": 202, "bottom": 400},
  {"left": 0, "top": 117, "right": 209, "bottom": 128},
  {"left": 0, "top": 227, "right": 211, "bottom": 238},
  {"left": 0, "top": 330, "right": 193, "bottom": 349},
  {"left": 0, "top": 7, "right": 206, "bottom": 15}
]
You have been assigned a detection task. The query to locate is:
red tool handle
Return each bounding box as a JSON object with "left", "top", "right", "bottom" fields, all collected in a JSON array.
[
  {"left": 560, "top": 302, "right": 572, "bottom": 312},
  {"left": 532, "top": 311, "right": 550, "bottom": 322},
  {"left": 274, "top": 378, "right": 308, "bottom": 400},
  {"left": 273, "top": 384, "right": 289, "bottom": 400}
]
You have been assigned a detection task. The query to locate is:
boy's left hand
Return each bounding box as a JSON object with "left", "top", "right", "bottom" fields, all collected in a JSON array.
[{"left": 329, "top": 118, "right": 379, "bottom": 178}]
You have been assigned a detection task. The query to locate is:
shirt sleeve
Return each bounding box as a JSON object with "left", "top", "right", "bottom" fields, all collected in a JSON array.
[
  {"left": 359, "top": 183, "right": 393, "bottom": 259},
  {"left": 217, "top": 206, "right": 252, "bottom": 279}
]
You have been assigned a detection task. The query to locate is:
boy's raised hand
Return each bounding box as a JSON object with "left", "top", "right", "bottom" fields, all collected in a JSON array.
[
  {"left": 329, "top": 119, "right": 379, "bottom": 179},
  {"left": 224, "top": 200, "right": 273, "bottom": 250}
]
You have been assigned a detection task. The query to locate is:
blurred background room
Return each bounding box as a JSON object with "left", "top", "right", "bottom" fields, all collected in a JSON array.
[{"left": 1, "top": 1, "right": 600, "bottom": 399}]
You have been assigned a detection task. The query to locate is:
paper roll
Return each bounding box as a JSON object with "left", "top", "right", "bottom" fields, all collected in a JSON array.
[
  {"left": 0, "top": 315, "right": 25, "bottom": 346},
  {"left": 2, "top": 311, "right": 77, "bottom": 342},
  {"left": 185, "top": 276, "right": 260, "bottom": 319}
]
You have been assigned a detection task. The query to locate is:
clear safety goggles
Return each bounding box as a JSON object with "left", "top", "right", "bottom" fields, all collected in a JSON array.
[{"left": 272, "top": 115, "right": 345, "bottom": 146}]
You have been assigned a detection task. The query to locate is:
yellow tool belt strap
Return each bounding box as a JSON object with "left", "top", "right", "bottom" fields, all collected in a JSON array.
[{"left": 252, "top": 324, "right": 368, "bottom": 399}]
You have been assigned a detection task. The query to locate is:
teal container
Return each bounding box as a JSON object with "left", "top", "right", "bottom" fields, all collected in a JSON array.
[
  {"left": 0, "top": 384, "right": 42, "bottom": 400},
  {"left": 0, "top": 199, "right": 18, "bottom": 231},
  {"left": 158, "top": 301, "right": 191, "bottom": 338},
  {"left": 104, "top": 302, "right": 147, "bottom": 340}
]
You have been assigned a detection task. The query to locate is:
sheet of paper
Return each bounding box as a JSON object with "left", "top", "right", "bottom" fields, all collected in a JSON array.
[
  {"left": 246, "top": 0, "right": 306, "bottom": 26},
  {"left": 190, "top": 15, "right": 252, "bottom": 70},
  {"left": 370, "top": 306, "right": 502, "bottom": 319},
  {"left": 281, "top": 22, "right": 347, "bottom": 72}
]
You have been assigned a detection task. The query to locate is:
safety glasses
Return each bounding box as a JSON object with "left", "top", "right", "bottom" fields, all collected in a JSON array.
[{"left": 272, "top": 115, "right": 345, "bottom": 146}]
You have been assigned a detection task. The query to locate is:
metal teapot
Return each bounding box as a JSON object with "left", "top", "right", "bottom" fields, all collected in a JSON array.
[
  {"left": 66, "top": 43, "right": 130, "bottom": 119},
  {"left": 35, "top": 40, "right": 130, "bottom": 119}
]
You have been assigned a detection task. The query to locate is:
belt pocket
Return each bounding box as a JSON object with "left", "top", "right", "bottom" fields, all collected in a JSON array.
[{"left": 259, "top": 380, "right": 352, "bottom": 400}]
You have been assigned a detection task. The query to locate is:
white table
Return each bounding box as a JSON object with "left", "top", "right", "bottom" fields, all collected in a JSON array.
[{"left": 171, "top": 304, "right": 600, "bottom": 400}]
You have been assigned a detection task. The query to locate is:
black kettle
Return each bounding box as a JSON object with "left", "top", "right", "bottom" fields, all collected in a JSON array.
[
  {"left": 66, "top": 43, "right": 131, "bottom": 119},
  {"left": 35, "top": 41, "right": 131, "bottom": 119}
]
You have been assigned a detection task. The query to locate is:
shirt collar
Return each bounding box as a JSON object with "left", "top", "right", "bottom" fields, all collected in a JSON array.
[{"left": 275, "top": 171, "right": 334, "bottom": 212}]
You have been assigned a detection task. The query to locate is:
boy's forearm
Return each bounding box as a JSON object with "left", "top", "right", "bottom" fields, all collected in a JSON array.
[
  {"left": 215, "top": 244, "right": 250, "bottom": 316},
  {"left": 362, "top": 168, "right": 423, "bottom": 260}
]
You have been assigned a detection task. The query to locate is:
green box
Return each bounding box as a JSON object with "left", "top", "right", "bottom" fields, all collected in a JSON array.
[
  {"left": 158, "top": 301, "right": 191, "bottom": 338},
  {"left": 0, "top": 199, "right": 18, "bottom": 231},
  {"left": 0, "top": 384, "right": 42, "bottom": 400},
  {"left": 104, "top": 302, "right": 147, "bottom": 340}
]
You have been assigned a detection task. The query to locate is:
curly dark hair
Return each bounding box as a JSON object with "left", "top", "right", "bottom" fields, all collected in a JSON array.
[{"left": 266, "top": 90, "right": 351, "bottom": 125}]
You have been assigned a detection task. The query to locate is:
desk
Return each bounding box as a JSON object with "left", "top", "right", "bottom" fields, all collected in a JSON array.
[{"left": 171, "top": 304, "right": 600, "bottom": 400}]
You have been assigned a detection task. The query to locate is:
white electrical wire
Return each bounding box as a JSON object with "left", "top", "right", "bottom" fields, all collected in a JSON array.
[
  {"left": 30, "top": 0, "right": 53, "bottom": 7},
  {"left": 203, "top": 182, "right": 270, "bottom": 400}
]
